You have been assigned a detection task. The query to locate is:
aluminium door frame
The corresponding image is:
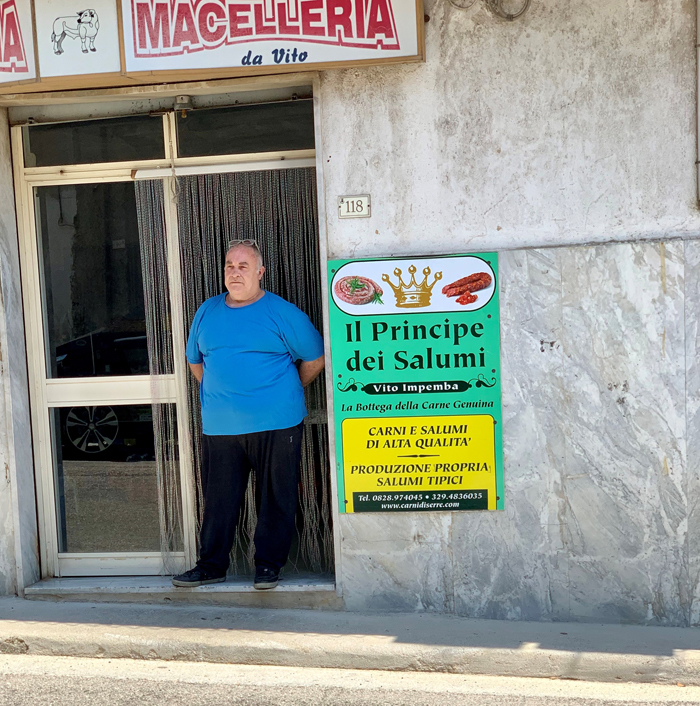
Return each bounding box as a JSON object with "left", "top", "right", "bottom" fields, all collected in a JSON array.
[
  {"left": 11, "top": 115, "right": 191, "bottom": 576},
  {"left": 309, "top": 75, "right": 343, "bottom": 596}
]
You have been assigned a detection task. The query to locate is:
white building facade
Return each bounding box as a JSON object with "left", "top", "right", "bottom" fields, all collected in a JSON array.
[{"left": 1, "top": 0, "right": 699, "bottom": 626}]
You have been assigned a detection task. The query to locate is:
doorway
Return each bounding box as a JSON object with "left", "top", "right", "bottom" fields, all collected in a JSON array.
[{"left": 12, "top": 89, "right": 334, "bottom": 581}]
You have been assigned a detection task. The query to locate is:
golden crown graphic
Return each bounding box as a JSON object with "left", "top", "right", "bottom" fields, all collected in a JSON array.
[{"left": 382, "top": 265, "right": 443, "bottom": 308}]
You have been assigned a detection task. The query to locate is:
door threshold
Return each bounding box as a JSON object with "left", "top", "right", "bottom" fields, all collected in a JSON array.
[{"left": 24, "top": 575, "right": 341, "bottom": 610}]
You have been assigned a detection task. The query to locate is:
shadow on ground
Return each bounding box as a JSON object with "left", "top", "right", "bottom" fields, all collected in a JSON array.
[{"left": 0, "top": 596, "right": 698, "bottom": 657}]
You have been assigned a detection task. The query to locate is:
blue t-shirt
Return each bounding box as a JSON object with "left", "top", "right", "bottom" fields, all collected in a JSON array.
[{"left": 186, "top": 292, "right": 324, "bottom": 435}]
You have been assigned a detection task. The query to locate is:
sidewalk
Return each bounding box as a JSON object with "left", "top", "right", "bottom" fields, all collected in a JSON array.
[{"left": 1, "top": 596, "right": 699, "bottom": 685}]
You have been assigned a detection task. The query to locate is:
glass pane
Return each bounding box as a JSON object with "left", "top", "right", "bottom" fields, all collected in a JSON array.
[
  {"left": 36, "top": 182, "right": 150, "bottom": 379},
  {"left": 52, "top": 403, "right": 179, "bottom": 553},
  {"left": 176, "top": 100, "right": 315, "bottom": 158},
  {"left": 23, "top": 115, "right": 165, "bottom": 167}
]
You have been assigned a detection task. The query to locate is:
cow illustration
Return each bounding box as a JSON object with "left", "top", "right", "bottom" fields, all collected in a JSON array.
[{"left": 52, "top": 10, "right": 99, "bottom": 55}]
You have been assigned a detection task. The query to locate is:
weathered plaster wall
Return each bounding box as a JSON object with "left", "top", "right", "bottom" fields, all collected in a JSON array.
[
  {"left": 340, "top": 238, "right": 700, "bottom": 625},
  {"left": 319, "top": 0, "right": 699, "bottom": 257},
  {"left": 321, "top": 0, "right": 700, "bottom": 624},
  {"left": 0, "top": 108, "right": 39, "bottom": 595}
]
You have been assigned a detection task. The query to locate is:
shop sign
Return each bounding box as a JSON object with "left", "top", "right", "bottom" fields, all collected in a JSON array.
[
  {"left": 0, "top": 0, "right": 423, "bottom": 92},
  {"left": 122, "top": 0, "right": 419, "bottom": 71},
  {"left": 328, "top": 253, "right": 503, "bottom": 514},
  {"left": 34, "top": 0, "right": 121, "bottom": 78},
  {"left": 0, "top": 0, "right": 35, "bottom": 82}
]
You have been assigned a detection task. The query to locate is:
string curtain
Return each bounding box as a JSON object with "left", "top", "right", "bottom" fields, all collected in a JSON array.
[
  {"left": 134, "top": 179, "right": 183, "bottom": 572},
  {"left": 135, "top": 168, "right": 333, "bottom": 576}
]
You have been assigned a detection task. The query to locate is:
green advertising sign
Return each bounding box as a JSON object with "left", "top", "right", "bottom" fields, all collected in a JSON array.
[{"left": 328, "top": 253, "right": 503, "bottom": 514}]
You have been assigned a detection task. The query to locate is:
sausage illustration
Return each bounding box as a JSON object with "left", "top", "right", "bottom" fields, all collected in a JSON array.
[
  {"left": 334, "top": 276, "right": 384, "bottom": 305},
  {"left": 456, "top": 292, "right": 478, "bottom": 305},
  {"left": 442, "top": 272, "right": 492, "bottom": 297}
]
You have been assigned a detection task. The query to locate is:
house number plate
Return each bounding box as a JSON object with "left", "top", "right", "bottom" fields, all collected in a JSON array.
[{"left": 338, "top": 195, "right": 371, "bottom": 219}]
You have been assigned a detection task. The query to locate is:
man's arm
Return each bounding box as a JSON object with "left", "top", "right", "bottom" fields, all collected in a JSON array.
[
  {"left": 189, "top": 362, "right": 203, "bottom": 383},
  {"left": 298, "top": 355, "right": 325, "bottom": 387}
]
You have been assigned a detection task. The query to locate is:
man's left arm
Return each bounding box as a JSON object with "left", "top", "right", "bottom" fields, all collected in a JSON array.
[{"left": 298, "top": 355, "right": 325, "bottom": 387}]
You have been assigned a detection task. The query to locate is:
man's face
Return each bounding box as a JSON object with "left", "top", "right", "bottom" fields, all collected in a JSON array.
[{"left": 224, "top": 245, "right": 265, "bottom": 302}]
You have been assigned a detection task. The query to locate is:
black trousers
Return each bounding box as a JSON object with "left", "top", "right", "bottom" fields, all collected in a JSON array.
[{"left": 197, "top": 424, "right": 303, "bottom": 574}]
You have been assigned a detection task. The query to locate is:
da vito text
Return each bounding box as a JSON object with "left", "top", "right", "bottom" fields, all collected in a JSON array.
[{"left": 241, "top": 47, "right": 308, "bottom": 65}]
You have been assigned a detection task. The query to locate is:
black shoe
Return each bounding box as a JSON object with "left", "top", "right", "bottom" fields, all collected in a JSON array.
[
  {"left": 254, "top": 566, "right": 279, "bottom": 590},
  {"left": 172, "top": 567, "right": 226, "bottom": 587}
]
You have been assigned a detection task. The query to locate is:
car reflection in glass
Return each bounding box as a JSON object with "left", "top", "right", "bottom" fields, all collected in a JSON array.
[
  {"left": 55, "top": 333, "right": 155, "bottom": 462},
  {"left": 55, "top": 331, "right": 149, "bottom": 378},
  {"left": 59, "top": 404, "right": 156, "bottom": 462}
]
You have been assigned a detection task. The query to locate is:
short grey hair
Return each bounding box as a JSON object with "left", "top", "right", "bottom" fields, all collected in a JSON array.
[{"left": 226, "top": 239, "right": 263, "bottom": 269}]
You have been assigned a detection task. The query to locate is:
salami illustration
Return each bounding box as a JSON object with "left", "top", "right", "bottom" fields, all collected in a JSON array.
[
  {"left": 52, "top": 9, "right": 99, "bottom": 54},
  {"left": 331, "top": 256, "right": 496, "bottom": 315}
]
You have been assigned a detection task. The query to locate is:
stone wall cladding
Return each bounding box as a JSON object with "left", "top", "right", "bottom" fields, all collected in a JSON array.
[
  {"left": 0, "top": 107, "right": 38, "bottom": 595},
  {"left": 339, "top": 239, "right": 700, "bottom": 626},
  {"left": 0, "top": 322, "right": 16, "bottom": 596}
]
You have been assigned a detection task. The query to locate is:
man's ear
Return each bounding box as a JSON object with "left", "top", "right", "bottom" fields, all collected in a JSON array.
[{"left": 258, "top": 265, "right": 266, "bottom": 280}]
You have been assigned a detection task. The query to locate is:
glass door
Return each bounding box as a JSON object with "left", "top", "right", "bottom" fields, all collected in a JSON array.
[
  {"left": 27, "top": 180, "right": 185, "bottom": 575},
  {"left": 25, "top": 178, "right": 189, "bottom": 576},
  {"left": 11, "top": 111, "right": 195, "bottom": 576}
]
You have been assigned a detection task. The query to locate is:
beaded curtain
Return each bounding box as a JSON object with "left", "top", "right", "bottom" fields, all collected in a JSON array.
[
  {"left": 135, "top": 169, "right": 333, "bottom": 575},
  {"left": 134, "top": 179, "right": 183, "bottom": 572}
]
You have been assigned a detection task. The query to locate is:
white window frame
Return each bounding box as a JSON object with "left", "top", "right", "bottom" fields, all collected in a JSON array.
[{"left": 11, "top": 104, "right": 329, "bottom": 579}]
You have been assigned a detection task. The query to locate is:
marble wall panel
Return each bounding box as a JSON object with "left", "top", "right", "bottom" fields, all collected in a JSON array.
[
  {"left": 452, "top": 249, "right": 570, "bottom": 621},
  {"left": 0, "top": 250, "right": 15, "bottom": 595},
  {"left": 560, "top": 242, "right": 688, "bottom": 625},
  {"left": 0, "top": 338, "right": 15, "bottom": 594},
  {"left": 340, "top": 240, "right": 695, "bottom": 625},
  {"left": 685, "top": 240, "right": 700, "bottom": 626},
  {"left": 0, "top": 108, "right": 38, "bottom": 592},
  {"left": 339, "top": 513, "right": 454, "bottom": 613},
  {"left": 452, "top": 513, "right": 569, "bottom": 622}
]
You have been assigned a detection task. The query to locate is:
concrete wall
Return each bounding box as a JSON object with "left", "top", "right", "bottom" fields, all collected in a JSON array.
[{"left": 319, "top": 0, "right": 700, "bottom": 624}]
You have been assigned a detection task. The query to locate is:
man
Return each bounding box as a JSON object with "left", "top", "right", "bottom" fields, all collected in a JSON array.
[{"left": 172, "top": 239, "right": 325, "bottom": 590}]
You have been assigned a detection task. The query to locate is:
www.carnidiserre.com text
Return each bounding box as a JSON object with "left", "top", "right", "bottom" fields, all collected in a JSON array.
[{"left": 379, "top": 502, "right": 460, "bottom": 509}]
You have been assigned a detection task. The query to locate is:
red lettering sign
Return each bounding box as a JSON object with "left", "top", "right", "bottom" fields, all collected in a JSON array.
[
  {"left": 198, "top": 2, "right": 227, "bottom": 44},
  {"left": 132, "top": 0, "right": 400, "bottom": 56},
  {"left": 0, "top": 0, "right": 27, "bottom": 73}
]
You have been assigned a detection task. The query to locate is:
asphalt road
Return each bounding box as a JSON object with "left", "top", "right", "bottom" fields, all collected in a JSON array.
[{"left": 1, "top": 656, "right": 699, "bottom": 706}]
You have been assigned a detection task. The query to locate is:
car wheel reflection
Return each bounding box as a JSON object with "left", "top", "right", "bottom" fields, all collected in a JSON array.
[{"left": 65, "top": 406, "right": 119, "bottom": 454}]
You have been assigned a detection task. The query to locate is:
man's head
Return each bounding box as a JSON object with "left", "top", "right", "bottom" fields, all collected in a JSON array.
[{"left": 224, "top": 239, "right": 265, "bottom": 303}]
